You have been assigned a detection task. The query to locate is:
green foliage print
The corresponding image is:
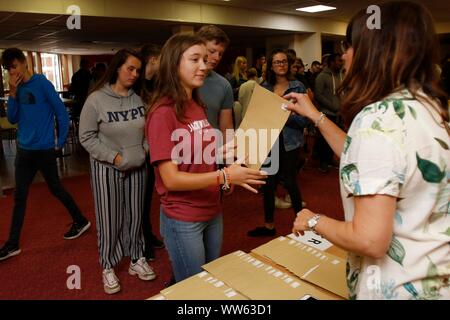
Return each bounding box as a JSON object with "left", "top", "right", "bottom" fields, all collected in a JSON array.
[
  {"left": 434, "top": 137, "right": 449, "bottom": 150},
  {"left": 393, "top": 99, "right": 406, "bottom": 119},
  {"left": 420, "top": 257, "right": 443, "bottom": 300},
  {"left": 387, "top": 236, "right": 406, "bottom": 266},
  {"left": 442, "top": 227, "right": 450, "bottom": 236},
  {"left": 343, "top": 136, "right": 352, "bottom": 155},
  {"left": 416, "top": 153, "right": 446, "bottom": 183},
  {"left": 408, "top": 105, "right": 417, "bottom": 119},
  {"left": 341, "top": 163, "right": 361, "bottom": 195}
]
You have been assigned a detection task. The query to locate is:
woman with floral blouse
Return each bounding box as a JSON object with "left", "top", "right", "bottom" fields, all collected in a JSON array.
[{"left": 287, "top": 1, "right": 449, "bottom": 300}]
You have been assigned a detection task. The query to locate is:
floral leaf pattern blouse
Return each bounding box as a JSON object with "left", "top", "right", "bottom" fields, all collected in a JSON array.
[{"left": 340, "top": 89, "right": 450, "bottom": 300}]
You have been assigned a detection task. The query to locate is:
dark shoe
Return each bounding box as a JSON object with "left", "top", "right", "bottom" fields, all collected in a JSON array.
[
  {"left": 64, "top": 220, "right": 91, "bottom": 240},
  {"left": 144, "top": 243, "right": 156, "bottom": 262},
  {"left": 328, "top": 160, "right": 340, "bottom": 169},
  {"left": 318, "top": 163, "right": 329, "bottom": 173},
  {"left": 247, "top": 226, "right": 276, "bottom": 237},
  {"left": 0, "top": 243, "right": 21, "bottom": 261},
  {"left": 150, "top": 236, "right": 165, "bottom": 249}
]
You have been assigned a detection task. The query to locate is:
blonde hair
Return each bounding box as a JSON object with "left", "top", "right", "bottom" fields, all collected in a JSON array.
[{"left": 232, "top": 56, "right": 247, "bottom": 82}]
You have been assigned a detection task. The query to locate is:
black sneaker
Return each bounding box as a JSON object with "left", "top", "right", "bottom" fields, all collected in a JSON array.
[
  {"left": 64, "top": 220, "right": 91, "bottom": 240},
  {"left": 0, "top": 243, "right": 21, "bottom": 261},
  {"left": 247, "top": 226, "right": 276, "bottom": 237},
  {"left": 318, "top": 163, "right": 329, "bottom": 174},
  {"left": 150, "top": 237, "right": 165, "bottom": 249},
  {"left": 144, "top": 242, "right": 156, "bottom": 262}
]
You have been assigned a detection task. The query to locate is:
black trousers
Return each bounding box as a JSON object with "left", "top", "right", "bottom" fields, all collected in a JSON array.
[
  {"left": 262, "top": 146, "right": 303, "bottom": 223},
  {"left": 317, "top": 115, "right": 338, "bottom": 167},
  {"left": 142, "top": 155, "right": 157, "bottom": 245},
  {"left": 6, "top": 148, "right": 85, "bottom": 247}
]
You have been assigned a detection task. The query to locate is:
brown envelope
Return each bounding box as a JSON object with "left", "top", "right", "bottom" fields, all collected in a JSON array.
[{"left": 234, "top": 84, "right": 291, "bottom": 170}]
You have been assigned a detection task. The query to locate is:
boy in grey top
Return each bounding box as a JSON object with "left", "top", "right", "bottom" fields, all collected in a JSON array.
[
  {"left": 197, "top": 25, "right": 234, "bottom": 143},
  {"left": 313, "top": 53, "right": 344, "bottom": 172},
  {"left": 314, "top": 53, "right": 344, "bottom": 117}
]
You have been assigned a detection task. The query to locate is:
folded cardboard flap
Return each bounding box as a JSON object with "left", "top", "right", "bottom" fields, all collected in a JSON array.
[
  {"left": 202, "top": 250, "right": 341, "bottom": 300},
  {"left": 252, "top": 237, "right": 348, "bottom": 298},
  {"left": 159, "top": 270, "right": 249, "bottom": 300},
  {"left": 234, "top": 84, "right": 291, "bottom": 170},
  {"left": 147, "top": 294, "right": 167, "bottom": 300}
]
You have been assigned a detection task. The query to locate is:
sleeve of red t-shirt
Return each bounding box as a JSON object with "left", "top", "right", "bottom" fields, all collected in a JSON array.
[{"left": 147, "top": 107, "right": 177, "bottom": 165}]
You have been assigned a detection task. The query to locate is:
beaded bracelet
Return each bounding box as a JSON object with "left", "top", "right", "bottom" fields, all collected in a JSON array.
[{"left": 221, "top": 168, "right": 231, "bottom": 191}]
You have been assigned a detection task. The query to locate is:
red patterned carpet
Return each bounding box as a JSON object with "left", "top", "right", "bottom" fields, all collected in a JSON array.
[{"left": 0, "top": 165, "right": 343, "bottom": 300}]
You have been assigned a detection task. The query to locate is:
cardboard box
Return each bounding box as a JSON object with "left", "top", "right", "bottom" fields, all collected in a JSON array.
[
  {"left": 202, "top": 250, "right": 341, "bottom": 300},
  {"left": 287, "top": 231, "right": 347, "bottom": 259},
  {"left": 148, "top": 294, "right": 167, "bottom": 300},
  {"left": 159, "top": 271, "right": 249, "bottom": 300},
  {"left": 252, "top": 236, "right": 348, "bottom": 298}
]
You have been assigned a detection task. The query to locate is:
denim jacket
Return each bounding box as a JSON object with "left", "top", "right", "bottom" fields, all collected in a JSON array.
[{"left": 262, "top": 80, "right": 308, "bottom": 151}]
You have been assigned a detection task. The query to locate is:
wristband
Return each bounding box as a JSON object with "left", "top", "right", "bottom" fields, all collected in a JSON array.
[
  {"left": 315, "top": 112, "right": 326, "bottom": 127},
  {"left": 221, "top": 168, "right": 230, "bottom": 191}
]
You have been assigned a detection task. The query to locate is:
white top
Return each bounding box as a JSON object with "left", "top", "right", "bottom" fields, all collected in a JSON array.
[{"left": 340, "top": 89, "right": 450, "bottom": 300}]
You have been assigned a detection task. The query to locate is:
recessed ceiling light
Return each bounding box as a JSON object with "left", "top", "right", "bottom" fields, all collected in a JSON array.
[{"left": 296, "top": 5, "right": 336, "bottom": 13}]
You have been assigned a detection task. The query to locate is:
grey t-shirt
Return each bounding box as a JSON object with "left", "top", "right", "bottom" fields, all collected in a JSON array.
[{"left": 198, "top": 70, "right": 234, "bottom": 129}]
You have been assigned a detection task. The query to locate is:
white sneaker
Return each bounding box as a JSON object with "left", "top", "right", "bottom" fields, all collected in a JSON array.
[
  {"left": 129, "top": 257, "right": 156, "bottom": 281},
  {"left": 275, "top": 196, "right": 292, "bottom": 209},
  {"left": 102, "top": 268, "right": 121, "bottom": 294},
  {"left": 284, "top": 194, "right": 291, "bottom": 203},
  {"left": 284, "top": 194, "right": 307, "bottom": 208}
]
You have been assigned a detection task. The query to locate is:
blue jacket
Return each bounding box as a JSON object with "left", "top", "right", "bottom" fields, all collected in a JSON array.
[
  {"left": 7, "top": 74, "right": 69, "bottom": 150},
  {"left": 262, "top": 80, "right": 308, "bottom": 151}
]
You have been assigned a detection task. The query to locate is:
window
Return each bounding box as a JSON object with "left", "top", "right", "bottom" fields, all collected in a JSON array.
[
  {"left": 41, "top": 53, "right": 63, "bottom": 91},
  {"left": 1, "top": 66, "right": 9, "bottom": 92}
]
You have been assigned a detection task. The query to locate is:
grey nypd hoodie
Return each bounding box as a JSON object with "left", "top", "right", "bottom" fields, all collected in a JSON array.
[{"left": 79, "top": 84, "right": 147, "bottom": 171}]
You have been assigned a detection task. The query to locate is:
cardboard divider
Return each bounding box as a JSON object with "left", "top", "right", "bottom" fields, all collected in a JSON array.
[{"left": 251, "top": 236, "right": 348, "bottom": 298}]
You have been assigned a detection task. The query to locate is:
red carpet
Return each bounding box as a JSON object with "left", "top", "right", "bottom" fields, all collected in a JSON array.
[{"left": 0, "top": 165, "right": 343, "bottom": 300}]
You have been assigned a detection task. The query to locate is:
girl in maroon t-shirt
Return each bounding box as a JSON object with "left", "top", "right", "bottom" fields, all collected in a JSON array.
[{"left": 146, "top": 33, "right": 267, "bottom": 283}]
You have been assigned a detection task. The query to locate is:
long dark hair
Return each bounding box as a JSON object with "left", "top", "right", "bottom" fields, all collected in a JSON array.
[
  {"left": 90, "top": 48, "right": 143, "bottom": 94},
  {"left": 265, "top": 48, "right": 294, "bottom": 86},
  {"left": 340, "top": 1, "right": 449, "bottom": 132},
  {"left": 146, "top": 33, "right": 206, "bottom": 123}
]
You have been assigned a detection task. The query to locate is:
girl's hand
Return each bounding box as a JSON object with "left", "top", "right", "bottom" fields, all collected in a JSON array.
[
  {"left": 227, "top": 158, "right": 267, "bottom": 193},
  {"left": 113, "top": 153, "right": 122, "bottom": 166}
]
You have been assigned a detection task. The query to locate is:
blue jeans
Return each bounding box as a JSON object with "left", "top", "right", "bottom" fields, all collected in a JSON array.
[{"left": 160, "top": 207, "right": 223, "bottom": 282}]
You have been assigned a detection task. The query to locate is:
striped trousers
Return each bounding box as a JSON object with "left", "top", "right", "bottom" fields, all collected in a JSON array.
[{"left": 90, "top": 159, "right": 146, "bottom": 269}]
